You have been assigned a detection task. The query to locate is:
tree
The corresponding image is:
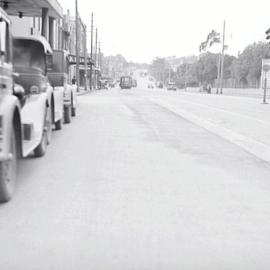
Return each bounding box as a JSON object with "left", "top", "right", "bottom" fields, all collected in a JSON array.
[
  {"left": 231, "top": 42, "right": 270, "bottom": 87},
  {"left": 223, "top": 55, "right": 235, "bottom": 79},
  {"left": 149, "top": 57, "right": 169, "bottom": 83},
  {"left": 199, "top": 30, "right": 221, "bottom": 52},
  {"left": 196, "top": 53, "right": 219, "bottom": 84}
]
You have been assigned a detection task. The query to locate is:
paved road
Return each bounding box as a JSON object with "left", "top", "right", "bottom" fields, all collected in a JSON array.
[{"left": 1, "top": 84, "right": 270, "bottom": 269}]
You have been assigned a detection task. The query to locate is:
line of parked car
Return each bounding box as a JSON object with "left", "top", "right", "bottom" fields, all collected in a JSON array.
[
  {"left": 148, "top": 80, "right": 177, "bottom": 91},
  {"left": 0, "top": 8, "right": 77, "bottom": 202}
]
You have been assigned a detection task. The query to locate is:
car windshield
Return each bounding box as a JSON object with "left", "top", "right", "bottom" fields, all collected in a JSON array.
[
  {"left": 51, "top": 50, "right": 68, "bottom": 73},
  {"left": 13, "top": 39, "right": 46, "bottom": 72},
  {"left": 121, "top": 77, "right": 131, "bottom": 83}
]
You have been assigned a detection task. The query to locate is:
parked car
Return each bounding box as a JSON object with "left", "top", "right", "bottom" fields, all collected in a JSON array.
[
  {"left": 0, "top": 11, "right": 55, "bottom": 202},
  {"left": 13, "top": 36, "right": 56, "bottom": 154},
  {"left": 48, "top": 49, "right": 77, "bottom": 125},
  {"left": 108, "top": 79, "right": 116, "bottom": 88},
  {"left": 99, "top": 79, "right": 109, "bottom": 90},
  {"left": 132, "top": 79, "right": 137, "bottom": 88},
  {"left": 156, "top": 81, "right": 163, "bottom": 88},
  {"left": 0, "top": 8, "right": 23, "bottom": 202},
  {"left": 167, "top": 82, "right": 177, "bottom": 91}
]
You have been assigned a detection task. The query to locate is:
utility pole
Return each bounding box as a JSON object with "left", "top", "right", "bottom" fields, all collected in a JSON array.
[
  {"left": 263, "top": 75, "right": 268, "bottom": 104},
  {"left": 220, "top": 20, "right": 226, "bottom": 94},
  {"left": 98, "top": 41, "right": 101, "bottom": 75},
  {"left": 95, "top": 28, "right": 98, "bottom": 89},
  {"left": 90, "top": 12, "right": 93, "bottom": 90},
  {"left": 75, "top": 0, "right": 80, "bottom": 92},
  {"left": 84, "top": 24, "right": 87, "bottom": 91},
  {"left": 216, "top": 53, "right": 221, "bottom": 94},
  {"left": 95, "top": 28, "right": 98, "bottom": 67},
  {"left": 184, "top": 64, "right": 187, "bottom": 91}
]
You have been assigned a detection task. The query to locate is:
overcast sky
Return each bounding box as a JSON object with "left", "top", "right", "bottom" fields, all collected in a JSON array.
[{"left": 59, "top": 0, "right": 270, "bottom": 63}]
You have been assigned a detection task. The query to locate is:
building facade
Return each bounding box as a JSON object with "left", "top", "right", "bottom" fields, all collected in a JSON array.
[
  {"left": 67, "top": 15, "right": 88, "bottom": 88},
  {"left": 9, "top": 0, "right": 63, "bottom": 51},
  {"left": 8, "top": 2, "right": 94, "bottom": 89}
]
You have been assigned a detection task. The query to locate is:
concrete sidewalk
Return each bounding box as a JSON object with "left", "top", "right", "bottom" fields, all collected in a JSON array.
[
  {"left": 150, "top": 94, "right": 270, "bottom": 163},
  {"left": 76, "top": 87, "right": 95, "bottom": 96},
  {"left": 185, "top": 87, "right": 270, "bottom": 99}
]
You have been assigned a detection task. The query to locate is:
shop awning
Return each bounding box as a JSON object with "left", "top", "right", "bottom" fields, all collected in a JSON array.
[
  {"left": 1, "top": 0, "right": 63, "bottom": 19},
  {"left": 68, "top": 54, "right": 95, "bottom": 66}
]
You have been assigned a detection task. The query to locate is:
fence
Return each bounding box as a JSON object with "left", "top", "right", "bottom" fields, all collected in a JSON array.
[{"left": 185, "top": 87, "right": 270, "bottom": 99}]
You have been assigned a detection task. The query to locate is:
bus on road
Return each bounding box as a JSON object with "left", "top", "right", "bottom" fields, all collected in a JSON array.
[{"left": 120, "top": 76, "right": 132, "bottom": 89}]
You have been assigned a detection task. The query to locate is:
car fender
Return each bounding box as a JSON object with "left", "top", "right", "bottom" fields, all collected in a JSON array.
[
  {"left": 46, "top": 85, "right": 53, "bottom": 107},
  {"left": 0, "top": 95, "right": 23, "bottom": 160},
  {"left": 53, "top": 86, "right": 64, "bottom": 122},
  {"left": 21, "top": 93, "right": 48, "bottom": 146},
  {"left": 63, "top": 84, "right": 72, "bottom": 107},
  {"left": 71, "top": 84, "right": 77, "bottom": 109}
]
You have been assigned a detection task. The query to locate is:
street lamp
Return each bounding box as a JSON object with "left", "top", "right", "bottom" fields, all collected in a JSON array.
[{"left": 266, "top": 28, "right": 270, "bottom": 41}]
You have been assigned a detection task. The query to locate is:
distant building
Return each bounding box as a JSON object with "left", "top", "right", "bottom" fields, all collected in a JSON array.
[
  {"left": 165, "top": 56, "right": 198, "bottom": 72},
  {"left": 103, "top": 55, "right": 130, "bottom": 79},
  {"left": 67, "top": 15, "right": 89, "bottom": 87}
]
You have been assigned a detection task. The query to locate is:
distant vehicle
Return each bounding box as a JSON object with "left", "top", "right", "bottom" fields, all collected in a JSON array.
[
  {"left": 99, "top": 79, "right": 108, "bottom": 90},
  {"left": 108, "top": 79, "right": 116, "bottom": 88},
  {"left": 132, "top": 79, "right": 137, "bottom": 88},
  {"left": 156, "top": 81, "right": 163, "bottom": 88},
  {"left": 120, "top": 76, "right": 132, "bottom": 89},
  {"left": 167, "top": 82, "right": 177, "bottom": 91},
  {"left": 148, "top": 84, "right": 154, "bottom": 89},
  {"left": 140, "top": 72, "right": 147, "bottom": 77}
]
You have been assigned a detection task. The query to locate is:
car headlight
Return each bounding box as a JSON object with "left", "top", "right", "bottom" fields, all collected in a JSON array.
[{"left": 30, "top": 85, "right": 39, "bottom": 94}]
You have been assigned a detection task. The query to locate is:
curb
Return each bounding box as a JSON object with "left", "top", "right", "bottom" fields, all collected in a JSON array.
[{"left": 77, "top": 90, "right": 95, "bottom": 96}]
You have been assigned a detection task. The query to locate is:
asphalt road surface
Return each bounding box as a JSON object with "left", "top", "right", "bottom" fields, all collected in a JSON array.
[{"left": 1, "top": 82, "right": 270, "bottom": 270}]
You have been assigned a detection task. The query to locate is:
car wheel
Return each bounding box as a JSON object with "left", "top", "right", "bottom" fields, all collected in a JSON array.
[
  {"left": 0, "top": 127, "right": 17, "bottom": 203},
  {"left": 34, "top": 130, "right": 47, "bottom": 158},
  {"left": 55, "top": 118, "right": 63, "bottom": 130},
  {"left": 46, "top": 106, "right": 53, "bottom": 145},
  {"left": 34, "top": 111, "right": 48, "bottom": 157},
  {"left": 64, "top": 105, "right": 71, "bottom": 124},
  {"left": 71, "top": 107, "right": 76, "bottom": 117}
]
